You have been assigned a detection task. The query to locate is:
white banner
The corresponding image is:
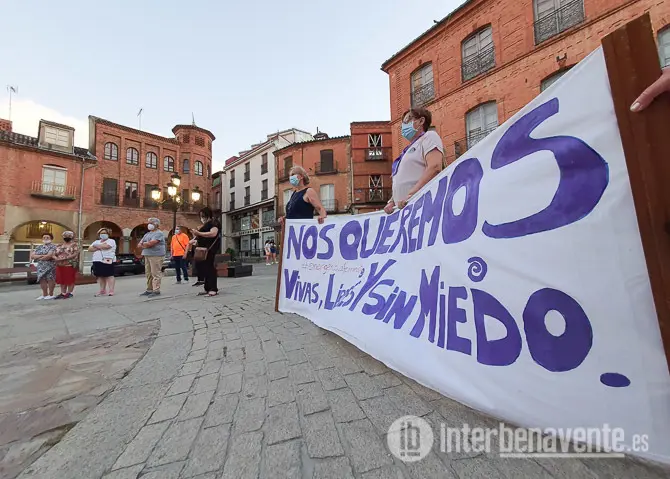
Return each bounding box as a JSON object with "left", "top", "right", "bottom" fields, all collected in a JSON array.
[{"left": 279, "top": 48, "right": 670, "bottom": 464}]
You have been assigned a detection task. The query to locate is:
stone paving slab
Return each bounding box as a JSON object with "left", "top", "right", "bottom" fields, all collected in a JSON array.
[{"left": 4, "top": 272, "right": 670, "bottom": 478}]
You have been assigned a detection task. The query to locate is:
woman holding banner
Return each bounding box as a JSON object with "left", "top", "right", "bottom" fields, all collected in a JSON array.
[
  {"left": 279, "top": 166, "right": 327, "bottom": 224},
  {"left": 385, "top": 108, "right": 444, "bottom": 214}
]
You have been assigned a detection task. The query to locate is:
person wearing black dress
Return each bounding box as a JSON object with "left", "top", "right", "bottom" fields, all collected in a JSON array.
[
  {"left": 279, "top": 165, "right": 327, "bottom": 225},
  {"left": 191, "top": 207, "right": 221, "bottom": 297}
]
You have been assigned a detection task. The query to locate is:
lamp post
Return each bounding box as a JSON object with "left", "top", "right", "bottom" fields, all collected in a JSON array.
[{"left": 151, "top": 173, "right": 202, "bottom": 238}]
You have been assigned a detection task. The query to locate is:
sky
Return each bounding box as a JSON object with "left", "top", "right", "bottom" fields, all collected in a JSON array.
[{"left": 0, "top": 0, "right": 462, "bottom": 171}]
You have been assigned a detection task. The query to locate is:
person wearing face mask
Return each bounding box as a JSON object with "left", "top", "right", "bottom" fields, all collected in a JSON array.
[
  {"left": 89, "top": 228, "right": 117, "bottom": 296},
  {"left": 170, "top": 226, "right": 190, "bottom": 284},
  {"left": 278, "top": 166, "right": 327, "bottom": 225},
  {"left": 190, "top": 207, "right": 221, "bottom": 297},
  {"left": 138, "top": 217, "right": 166, "bottom": 297},
  {"left": 31, "top": 233, "right": 57, "bottom": 300},
  {"left": 384, "top": 108, "right": 444, "bottom": 214},
  {"left": 53, "top": 231, "right": 79, "bottom": 299}
]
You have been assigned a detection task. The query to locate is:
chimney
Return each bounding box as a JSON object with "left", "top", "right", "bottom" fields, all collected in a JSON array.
[{"left": 0, "top": 118, "right": 12, "bottom": 132}]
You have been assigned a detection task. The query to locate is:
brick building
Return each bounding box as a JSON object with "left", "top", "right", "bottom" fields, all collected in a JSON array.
[
  {"left": 88, "top": 116, "right": 215, "bottom": 254},
  {"left": 381, "top": 0, "right": 670, "bottom": 164},
  {"left": 274, "top": 132, "right": 352, "bottom": 218},
  {"left": 0, "top": 119, "right": 96, "bottom": 269},
  {"left": 0, "top": 116, "right": 217, "bottom": 269},
  {"left": 350, "top": 121, "right": 393, "bottom": 214}
]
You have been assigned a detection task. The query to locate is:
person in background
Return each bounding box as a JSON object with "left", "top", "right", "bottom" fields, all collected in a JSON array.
[
  {"left": 278, "top": 166, "right": 327, "bottom": 224},
  {"left": 631, "top": 67, "right": 670, "bottom": 112},
  {"left": 270, "top": 240, "right": 278, "bottom": 264},
  {"left": 264, "top": 240, "right": 272, "bottom": 265},
  {"left": 89, "top": 228, "right": 116, "bottom": 296},
  {"left": 53, "top": 231, "right": 78, "bottom": 299},
  {"left": 31, "top": 233, "right": 57, "bottom": 300},
  {"left": 384, "top": 108, "right": 444, "bottom": 214},
  {"left": 191, "top": 207, "right": 221, "bottom": 297},
  {"left": 139, "top": 217, "right": 166, "bottom": 297},
  {"left": 170, "top": 225, "right": 190, "bottom": 284}
]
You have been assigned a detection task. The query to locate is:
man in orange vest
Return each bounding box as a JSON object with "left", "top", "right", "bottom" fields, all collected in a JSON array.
[{"left": 170, "top": 226, "right": 190, "bottom": 284}]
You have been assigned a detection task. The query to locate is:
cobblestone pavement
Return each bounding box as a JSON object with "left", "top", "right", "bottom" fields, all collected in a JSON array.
[{"left": 7, "top": 268, "right": 670, "bottom": 479}]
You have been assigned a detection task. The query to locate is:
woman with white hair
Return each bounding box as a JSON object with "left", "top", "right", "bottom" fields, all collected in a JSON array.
[
  {"left": 89, "top": 227, "right": 116, "bottom": 296},
  {"left": 279, "top": 166, "right": 327, "bottom": 225},
  {"left": 53, "top": 230, "right": 79, "bottom": 299}
]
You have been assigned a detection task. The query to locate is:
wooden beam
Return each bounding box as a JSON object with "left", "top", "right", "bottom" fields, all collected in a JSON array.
[{"left": 602, "top": 13, "right": 670, "bottom": 369}]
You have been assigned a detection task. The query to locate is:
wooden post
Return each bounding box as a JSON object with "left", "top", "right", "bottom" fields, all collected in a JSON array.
[
  {"left": 274, "top": 222, "right": 285, "bottom": 312},
  {"left": 602, "top": 13, "right": 670, "bottom": 369}
]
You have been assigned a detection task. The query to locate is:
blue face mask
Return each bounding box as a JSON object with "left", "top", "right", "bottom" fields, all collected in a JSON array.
[
  {"left": 289, "top": 175, "right": 300, "bottom": 187},
  {"left": 100, "top": 234, "right": 109, "bottom": 240},
  {"left": 401, "top": 121, "right": 418, "bottom": 141}
]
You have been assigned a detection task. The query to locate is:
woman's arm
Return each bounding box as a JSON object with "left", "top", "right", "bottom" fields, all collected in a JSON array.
[
  {"left": 398, "top": 149, "right": 443, "bottom": 208},
  {"left": 305, "top": 188, "right": 327, "bottom": 224},
  {"left": 88, "top": 242, "right": 99, "bottom": 252},
  {"left": 197, "top": 227, "right": 219, "bottom": 238}
]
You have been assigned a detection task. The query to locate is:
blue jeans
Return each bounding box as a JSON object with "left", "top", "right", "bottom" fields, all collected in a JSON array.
[{"left": 173, "top": 256, "right": 189, "bottom": 281}]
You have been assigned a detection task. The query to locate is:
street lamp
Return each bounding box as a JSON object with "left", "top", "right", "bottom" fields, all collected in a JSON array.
[{"left": 150, "top": 175, "right": 203, "bottom": 237}]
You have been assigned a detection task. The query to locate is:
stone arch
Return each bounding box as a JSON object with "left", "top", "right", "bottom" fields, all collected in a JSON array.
[{"left": 10, "top": 219, "right": 74, "bottom": 242}]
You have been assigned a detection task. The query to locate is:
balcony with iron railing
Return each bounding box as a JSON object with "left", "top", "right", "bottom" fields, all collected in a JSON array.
[
  {"left": 462, "top": 46, "right": 495, "bottom": 82},
  {"left": 101, "top": 192, "right": 119, "bottom": 207},
  {"left": 230, "top": 178, "right": 235, "bottom": 188},
  {"left": 144, "top": 198, "right": 159, "bottom": 209},
  {"left": 261, "top": 189, "right": 268, "bottom": 201},
  {"left": 534, "top": 0, "right": 585, "bottom": 44},
  {"left": 244, "top": 171, "right": 250, "bottom": 182},
  {"left": 356, "top": 188, "right": 392, "bottom": 204},
  {"left": 124, "top": 196, "right": 140, "bottom": 208},
  {"left": 278, "top": 169, "right": 291, "bottom": 182},
  {"left": 315, "top": 162, "right": 339, "bottom": 175},
  {"left": 322, "top": 199, "right": 338, "bottom": 212},
  {"left": 453, "top": 126, "right": 498, "bottom": 158},
  {"left": 244, "top": 196, "right": 251, "bottom": 206},
  {"left": 229, "top": 200, "right": 236, "bottom": 211},
  {"left": 411, "top": 82, "right": 434, "bottom": 108},
  {"left": 261, "top": 164, "right": 268, "bottom": 174},
  {"left": 365, "top": 147, "right": 392, "bottom": 161},
  {"left": 30, "top": 181, "right": 76, "bottom": 200}
]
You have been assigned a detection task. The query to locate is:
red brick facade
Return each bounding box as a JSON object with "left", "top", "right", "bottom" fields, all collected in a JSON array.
[
  {"left": 350, "top": 122, "right": 393, "bottom": 213},
  {"left": 89, "top": 117, "right": 215, "bottom": 250},
  {"left": 382, "top": 0, "right": 670, "bottom": 164},
  {"left": 0, "top": 117, "right": 216, "bottom": 267},
  {"left": 274, "top": 135, "right": 352, "bottom": 217}
]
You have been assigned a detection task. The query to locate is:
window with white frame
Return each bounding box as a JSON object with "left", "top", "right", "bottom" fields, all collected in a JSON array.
[
  {"left": 164, "top": 156, "right": 175, "bottom": 172},
  {"left": 146, "top": 152, "right": 158, "bottom": 169},
  {"left": 466, "top": 102, "right": 498, "bottom": 149},
  {"left": 44, "top": 127, "right": 70, "bottom": 148},
  {"left": 368, "top": 134, "right": 383, "bottom": 160},
  {"left": 411, "top": 63, "right": 434, "bottom": 107},
  {"left": 320, "top": 184, "right": 335, "bottom": 211},
  {"left": 126, "top": 147, "right": 139, "bottom": 165},
  {"left": 283, "top": 189, "right": 292, "bottom": 210},
  {"left": 462, "top": 26, "right": 495, "bottom": 81},
  {"left": 369, "top": 175, "right": 383, "bottom": 202},
  {"left": 659, "top": 27, "right": 670, "bottom": 67},
  {"left": 42, "top": 165, "right": 67, "bottom": 194},
  {"left": 194, "top": 161, "right": 204, "bottom": 176}
]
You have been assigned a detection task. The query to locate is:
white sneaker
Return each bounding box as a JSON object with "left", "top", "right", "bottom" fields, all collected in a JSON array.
[
  {"left": 35, "top": 295, "right": 45, "bottom": 300},
  {"left": 43, "top": 295, "right": 55, "bottom": 300}
]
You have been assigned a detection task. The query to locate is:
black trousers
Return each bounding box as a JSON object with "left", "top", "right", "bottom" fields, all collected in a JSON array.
[
  {"left": 172, "top": 256, "right": 189, "bottom": 281},
  {"left": 197, "top": 253, "right": 218, "bottom": 292}
]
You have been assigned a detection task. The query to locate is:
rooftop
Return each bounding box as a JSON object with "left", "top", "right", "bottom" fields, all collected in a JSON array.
[
  {"left": 90, "top": 116, "right": 180, "bottom": 145},
  {"left": 273, "top": 134, "right": 350, "bottom": 156},
  {"left": 172, "top": 124, "right": 216, "bottom": 141},
  {"left": 0, "top": 129, "right": 95, "bottom": 159}
]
